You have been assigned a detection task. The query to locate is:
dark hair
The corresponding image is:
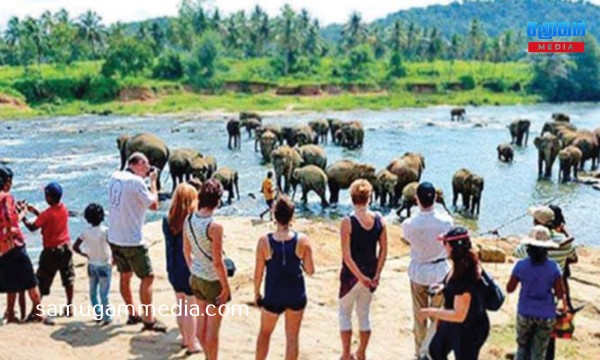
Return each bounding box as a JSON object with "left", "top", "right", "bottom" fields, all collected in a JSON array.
[
  {"left": 84, "top": 203, "right": 105, "bottom": 226},
  {"left": 274, "top": 196, "right": 295, "bottom": 225},
  {"left": 443, "top": 227, "right": 479, "bottom": 283},
  {"left": 198, "top": 179, "right": 223, "bottom": 209},
  {"left": 267, "top": 171, "right": 273, "bottom": 178},
  {"left": 416, "top": 182, "right": 436, "bottom": 208},
  {"left": 549, "top": 205, "right": 565, "bottom": 229},
  {"left": 186, "top": 178, "right": 203, "bottom": 191},
  {"left": 526, "top": 245, "right": 548, "bottom": 265},
  {"left": 0, "top": 166, "right": 13, "bottom": 188},
  {"left": 46, "top": 193, "right": 61, "bottom": 204}
]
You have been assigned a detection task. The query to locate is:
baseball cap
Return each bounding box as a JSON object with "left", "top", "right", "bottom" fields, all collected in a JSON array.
[
  {"left": 416, "top": 181, "right": 436, "bottom": 205},
  {"left": 521, "top": 225, "right": 559, "bottom": 249},
  {"left": 45, "top": 181, "right": 63, "bottom": 199},
  {"left": 528, "top": 206, "right": 555, "bottom": 226}
]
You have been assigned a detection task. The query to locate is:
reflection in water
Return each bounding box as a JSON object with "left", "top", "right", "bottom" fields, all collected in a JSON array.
[{"left": 1, "top": 103, "right": 599, "bottom": 261}]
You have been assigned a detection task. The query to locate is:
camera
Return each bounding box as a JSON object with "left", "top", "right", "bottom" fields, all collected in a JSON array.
[{"left": 147, "top": 166, "right": 159, "bottom": 176}]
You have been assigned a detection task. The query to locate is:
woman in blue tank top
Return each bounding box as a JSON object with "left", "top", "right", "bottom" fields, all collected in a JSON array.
[{"left": 254, "top": 196, "right": 315, "bottom": 360}]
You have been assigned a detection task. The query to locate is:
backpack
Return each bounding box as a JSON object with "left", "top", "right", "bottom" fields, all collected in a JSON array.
[{"left": 478, "top": 269, "right": 505, "bottom": 311}]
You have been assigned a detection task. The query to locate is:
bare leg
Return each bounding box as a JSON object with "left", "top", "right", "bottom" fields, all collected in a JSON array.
[
  {"left": 27, "top": 286, "right": 42, "bottom": 320},
  {"left": 119, "top": 271, "right": 138, "bottom": 318},
  {"left": 284, "top": 309, "right": 304, "bottom": 360},
  {"left": 204, "top": 304, "right": 223, "bottom": 360},
  {"left": 140, "top": 274, "right": 154, "bottom": 323},
  {"left": 18, "top": 291, "right": 26, "bottom": 321},
  {"left": 5, "top": 293, "right": 17, "bottom": 323},
  {"left": 195, "top": 298, "right": 208, "bottom": 351},
  {"left": 340, "top": 331, "right": 353, "bottom": 360},
  {"left": 65, "top": 285, "right": 74, "bottom": 316},
  {"left": 356, "top": 331, "right": 371, "bottom": 360},
  {"left": 256, "top": 309, "right": 280, "bottom": 360}
]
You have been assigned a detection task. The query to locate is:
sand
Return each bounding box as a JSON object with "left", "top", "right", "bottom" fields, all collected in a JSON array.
[{"left": 1, "top": 216, "right": 599, "bottom": 360}]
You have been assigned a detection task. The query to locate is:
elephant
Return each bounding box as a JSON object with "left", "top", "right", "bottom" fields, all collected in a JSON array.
[
  {"left": 295, "top": 144, "right": 327, "bottom": 170},
  {"left": 509, "top": 119, "right": 531, "bottom": 147},
  {"left": 571, "top": 130, "right": 599, "bottom": 170},
  {"left": 326, "top": 160, "right": 376, "bottom": 205},
  {"left": 327, "top": 118, "right": 344, "bottom": 144},
  {"left": 281, "top": 126, "right": 298, "bottom": 147},
  {"left": 190, "top": 155, "right": 218, "bottom": 181},
  {"left": 259, "top": 131, "right": 279, "bottom": 163},
  {"left": 291, "top": 165, "right": 329, "bottom": 207},
  {"left": 534, "top": 133, "right": 561, "bottom": 179},
  {"left": 552, "top": 113, "right": 570, "bottom": 122},
  {"left": 308, "top": 119, "right": 329, "bottom": 144},
  {"left": 240, "top": 111, "right": 262, "bottom": 122},
  {"left": 241, "top": 118, "right": 262, "bottom": 138},
  {"left": 271, "top": 145, "right": 304, "bottom": 194},
  {"left": 452, "top": 168, "right": 484, "bottom": 216},
  {"left": 497, "top": 144, "right": 514, "bottom": 162},
  {"left": 336, "top": 121, "right": 364, "bottom": 150},
  {"left": 255, "top": 124, "right": 283, "bottom": 151},
  {"left": 168, "top": 148, "right": 203, "bottom": 192},
  {"left": 385, "top": 156, "right": 422, "bottom": 207},
  {"left": 212, "top": 167, "right": 240, "bottom": 204},
  {"left": 293, "top": 125, "right": 318, "bottom": 146},
  {"left": 541, "top": 121, "right": 577, "bottom": 137},
  {"left": 558, "top": 146, "right": 583, "bottom": 183},
  {"left": 117, "top": 133, "right": 170, "bottom": 190},
  {"left": 450, "top": 107, "right": 466, "bottom": 121},
  {"left": 226, "top": 118, "right": 241, "bottom": 150},
  {"left": 373, "top": 169, "right": 397, "bottom": 208},
  {"left": 396, "top": 182, "right": 449, "bottom": 218},
  {"left": 399, "top": 152, "right": 426, "bottom": 180}
]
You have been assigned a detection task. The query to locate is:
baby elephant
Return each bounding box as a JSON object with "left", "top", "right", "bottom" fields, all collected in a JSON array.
[
  {"left": 558, "top": 146, "right": 583, "bottom": 183},
  {"left": 396, "top": 182, "right": 449, "bottom": 219},
  {"left": 452, "top": 168, "right": 484, "bottom": 216},
  {"left": 497, "top": 144, "right": 514, "bottom": 162}
]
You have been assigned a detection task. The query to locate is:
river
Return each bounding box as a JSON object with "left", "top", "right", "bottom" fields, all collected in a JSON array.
[{"left": 1, "top": 103, "right": 599, "bottom": 261}]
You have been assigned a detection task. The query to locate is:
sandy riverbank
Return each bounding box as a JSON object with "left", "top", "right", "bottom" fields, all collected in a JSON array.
[{"left": 1, "top": 216, "right": 599, "bottom": 360}]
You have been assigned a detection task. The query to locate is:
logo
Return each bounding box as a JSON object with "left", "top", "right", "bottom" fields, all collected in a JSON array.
[{"left": 527, "top": 21, "right": 585, "bottom": 53}]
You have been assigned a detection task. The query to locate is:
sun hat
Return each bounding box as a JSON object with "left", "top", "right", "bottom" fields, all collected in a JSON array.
[
  {"left": 521, "top": 225, "right": 559, "bottom": 248},
  {"left": 528, "top": 206, "right": 555, "bottom": 226}
]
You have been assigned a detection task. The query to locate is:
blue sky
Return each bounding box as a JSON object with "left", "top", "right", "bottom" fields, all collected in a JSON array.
[{"left": 0, "top": 0, "right": 457, "bottom": 30}]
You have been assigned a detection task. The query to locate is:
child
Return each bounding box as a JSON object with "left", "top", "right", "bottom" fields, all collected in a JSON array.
[
  {"left": 506, "top": 226, "right": 568, "bottom": 360},
  {"left": 259, "top": 171, "right": 276, "bottom": 221},
  {"left": 74, "top": 203, "right": 112, "bottom": 325},
  {"left": 22, "top": 181, "right": 74, "bottom": 316}
]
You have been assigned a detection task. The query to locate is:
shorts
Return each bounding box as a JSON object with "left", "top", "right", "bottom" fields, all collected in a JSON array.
[
  {"left": 110, "top": 244, "right": 153, "bottom": 278},
  {"left": 262, "top": 296, "right": 307, "bottom": 315},
  {"left": 190, "top": 275, "right": 229, "bottom": 305},
  {"left": 37, "top": 244, "right": 75, "bottom": 296},
  {"left": 0, "top": 246, "right": 38, "bottom": 293}
]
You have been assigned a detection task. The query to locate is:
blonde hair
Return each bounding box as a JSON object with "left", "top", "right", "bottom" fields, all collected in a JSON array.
[
  {"left": 168, "top": 183, "right": 198, "bottom": 235},
  {"left": 350, "top": 179, "right": 372, "bottom": 205}
]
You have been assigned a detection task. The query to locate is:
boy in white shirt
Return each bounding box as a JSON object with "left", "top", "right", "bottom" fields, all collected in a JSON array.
[{"left": 73, "top": 203, "right": 112, "bottom": 325}]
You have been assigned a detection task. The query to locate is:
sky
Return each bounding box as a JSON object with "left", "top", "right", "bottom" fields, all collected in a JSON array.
[{"left": 0, "top": 0, "right": 458, "bottom": 30}]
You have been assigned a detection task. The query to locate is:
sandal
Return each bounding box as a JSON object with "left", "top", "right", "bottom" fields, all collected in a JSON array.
[
  {"left": 184, "top": 348, "right": 202, "bottom": 356},
  {"left": 141, "top": 320, "right": 167, "bottom": 333},
  {"left": 126, "top": 315, "right": 143, "bottom": 325}
]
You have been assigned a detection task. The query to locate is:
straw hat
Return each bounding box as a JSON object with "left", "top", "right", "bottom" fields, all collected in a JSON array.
[
  {"left": 528, "top": 206, "right": 555, "bottom": 226},
  {"left": 521, "top": 225, "right": 559, "bottom": 248}
]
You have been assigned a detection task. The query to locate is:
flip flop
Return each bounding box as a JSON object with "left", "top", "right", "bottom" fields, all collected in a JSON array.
[
  {"left": 141, "top": 320, "right": 167, "bottom": 333},
  {"left": 126, "top": 315, "right": 143, "bottom": 325},
  {"left": 184, "top": 348, "right": 202, "bottom": 356}
]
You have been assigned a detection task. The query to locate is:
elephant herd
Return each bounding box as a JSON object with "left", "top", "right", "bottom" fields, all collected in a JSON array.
[{"left": 497, "top": 112, "right": 600, "bottom": 183}]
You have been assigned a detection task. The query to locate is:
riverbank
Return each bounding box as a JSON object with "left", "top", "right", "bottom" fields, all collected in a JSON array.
[
  {"left": 0, "top": 217, "right": 598, "bottom": 359},
  {"left": 0, "top": 89, "right": 540, "bottom": 120}
]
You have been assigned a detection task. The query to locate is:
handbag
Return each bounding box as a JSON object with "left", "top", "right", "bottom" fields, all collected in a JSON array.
[
  {"left": 478, "top": 268, "right": 505, "bottom": 311},
  {"left": 187, "top": 215, "right": 236, "bottom": 277},
  {"left": 551, "top": 310, "right": 576, "bottom": 339}
]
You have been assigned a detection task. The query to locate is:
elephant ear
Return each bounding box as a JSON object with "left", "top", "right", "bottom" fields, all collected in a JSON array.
[{"left": 534, "top": 137, "right": 543, "bottom": 148}]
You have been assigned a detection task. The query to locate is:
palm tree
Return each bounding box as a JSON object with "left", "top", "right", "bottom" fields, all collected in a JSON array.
[
  {"left": 77, "top": 10, "right": 105, "bottom": 59},
  {"left": 54, "top": 8, "right": 70, "bottom": 24},
  {"left": 275, "top": 4, "right": 300, "bottom": 74},
  {"left": 387, "top": 19, "right": 404, "bottom": 54},
  {"left": 341, "top": 12, "right": 367, "bottom": 51},
  {"left": 369, "top": 26, "right": 386, "bottom": 59},
  {"left": 22, "top": 17, "right": 45, "bottom": 65},
  {"left": 303, "top": 19, "right": 322, "bottom": 57},
  {"left": 4, "top": 17, "right": 21, "bottom": 47},
  {"left": 249, "top": 5, "right": 270, "bottom": 57}
]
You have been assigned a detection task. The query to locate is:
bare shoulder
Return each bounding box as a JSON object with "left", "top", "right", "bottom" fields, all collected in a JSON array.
[{"left": 208, "top": 221, "right": 224, "bottom": 237}]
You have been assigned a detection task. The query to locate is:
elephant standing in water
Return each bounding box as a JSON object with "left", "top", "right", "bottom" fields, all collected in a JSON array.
[
  {"left": 541, "top": 121, "right": 577, "bottom": 137},
  {"left": 309, "top": 119, "right": 329, "bottom": 144},
  {"left": 117, "top": 133, "right": 169, "bottom": 190},
  {"left": 558, "top": 146, "right": 583, "bottom": 183},
  {"left": 212, "top": 167, "right": 239, "bottom": 203},
  {"left": 571, "top": 130, "right": 599, "bottom": 170},
  {"left": 326, "top": 159, "right": 376, "bottom": 205},
  {"left": 240, "top": 112, "right": 262, "bottom": 138},
  {"left": 190, "top": 155, "right": 217, "bottom": 182},
  {"left": 374, "top": 169, "right": 397, "bottom": 208},
  {"left": 295, "top": 144, "right": 327, "bottom": 170},
  {"left": 293, "top": 126, "right": 318, "bottom": 146},
  {"left": 226, "top": 118, "right": 241, "bottom": 149},
  {"left": 396, "top": 182, "right": 449, "bottom": 218},
  {"left": 552, "top": 113, "right": 570, "bottom": 122},
  {"left": 291, "top": 165, "right": 329, "bottom": 207},
  {"left": 168, "top": 148, "right": 203, "bottom": 192},
  {"left": 254, "top": 124, "right": 283, "bottom": 151},
  {"left": 450, "top": 108, "right": 466, "bottom": 121},
  {"left": 452, "top": 168, "right": 484, "bottom": 216},
  {"left": 497, "top": 144, "right": 514, "bottom": 162},
  {"left": 509, "top": 119, "right": 531, "bottom": 147},
  {"left": 385, "top": 152, "right": 425, "bottom": 206},
  {"left": 327, "top": 118, "right": 343, "bottom": 144},
  {"left": 259, "top": 131, "right": 278, "bottom": 163},
  {"left": 272, "top": 145, "right": 303, "bottom": 194},
  {"left": 534, "top": 133, "right": 561, "bottom": 179},
  {"left": 335, "top": 121, "right": 364, "bottom": 150}
]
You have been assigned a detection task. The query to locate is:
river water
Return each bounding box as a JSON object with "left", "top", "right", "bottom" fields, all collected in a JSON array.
[{"left": 1, "top": 103, "right": 599, "bottom": 260}]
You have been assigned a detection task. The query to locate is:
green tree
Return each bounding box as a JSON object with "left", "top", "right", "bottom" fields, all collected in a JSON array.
[
  {"left": 21, "top": 17, "right": 45, "bottom": 66},
  {"left": 275, "top": 4, "right": 300, "bottom": 75},
  {"left": 303, "top": 19, "right": 322, "bottom": 58},
  {"left": 388, "top": 51, "right": 407, "bottom": 78},
  {"left": 185, "top": 31, "right": 222, "bottom": 88},
  {"left": 341, "top": 12, "right": 367, "bottom": 52},
  {"left": 101, "top": 36, "right": 152, "bottom": 77},
  {"left": 341, "top": 44, "right": 373, "bottom": 81},
  {"left": 570, "top": 35, "right": 600, "bottom": 100},
  {"left": 529, "top": 56, "right": 575, "bottom": 102},
  {"left": 77, "top": 10, "right": 105, "bottom": 59},
  {"left": 248, "top": 5, "right": 270, "bottom": 57},
  {"left": 369, "top": 26, "right": 387, "bottom": 59},
  {"left": 468, "top": 19, "right": 483, "bottom": 61},
  {"left": 387, "top": 19, "right": 404, "bottom": 54}
]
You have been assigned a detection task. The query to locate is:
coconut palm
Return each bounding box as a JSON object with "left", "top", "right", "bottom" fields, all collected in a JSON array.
[
  {"left": 22, "top": 17, "right": 45, "bottom": 65},
  {"left": 275, "top": 4, "right": 301, "bottom": 74},
  {"left": 77, "top": 10, "right": 105, "bottom": 59},
  {"left": 4, "top": 17, "right": 21, "bottom": 47},
  {"left": 341, "top": 12, "right": 367, "bottom": 51}
]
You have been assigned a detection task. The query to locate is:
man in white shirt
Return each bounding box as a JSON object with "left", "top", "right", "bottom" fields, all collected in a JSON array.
[
  {"left": 108, "top": 152, "right": 165, "bottom": 332},
  {"left": 401, "top": 182, "right": 453, "bottom": 358}
]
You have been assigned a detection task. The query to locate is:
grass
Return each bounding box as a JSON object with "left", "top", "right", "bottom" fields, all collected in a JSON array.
[{"left": 0, "top": 58, "right": 538, "bottom": 120}]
